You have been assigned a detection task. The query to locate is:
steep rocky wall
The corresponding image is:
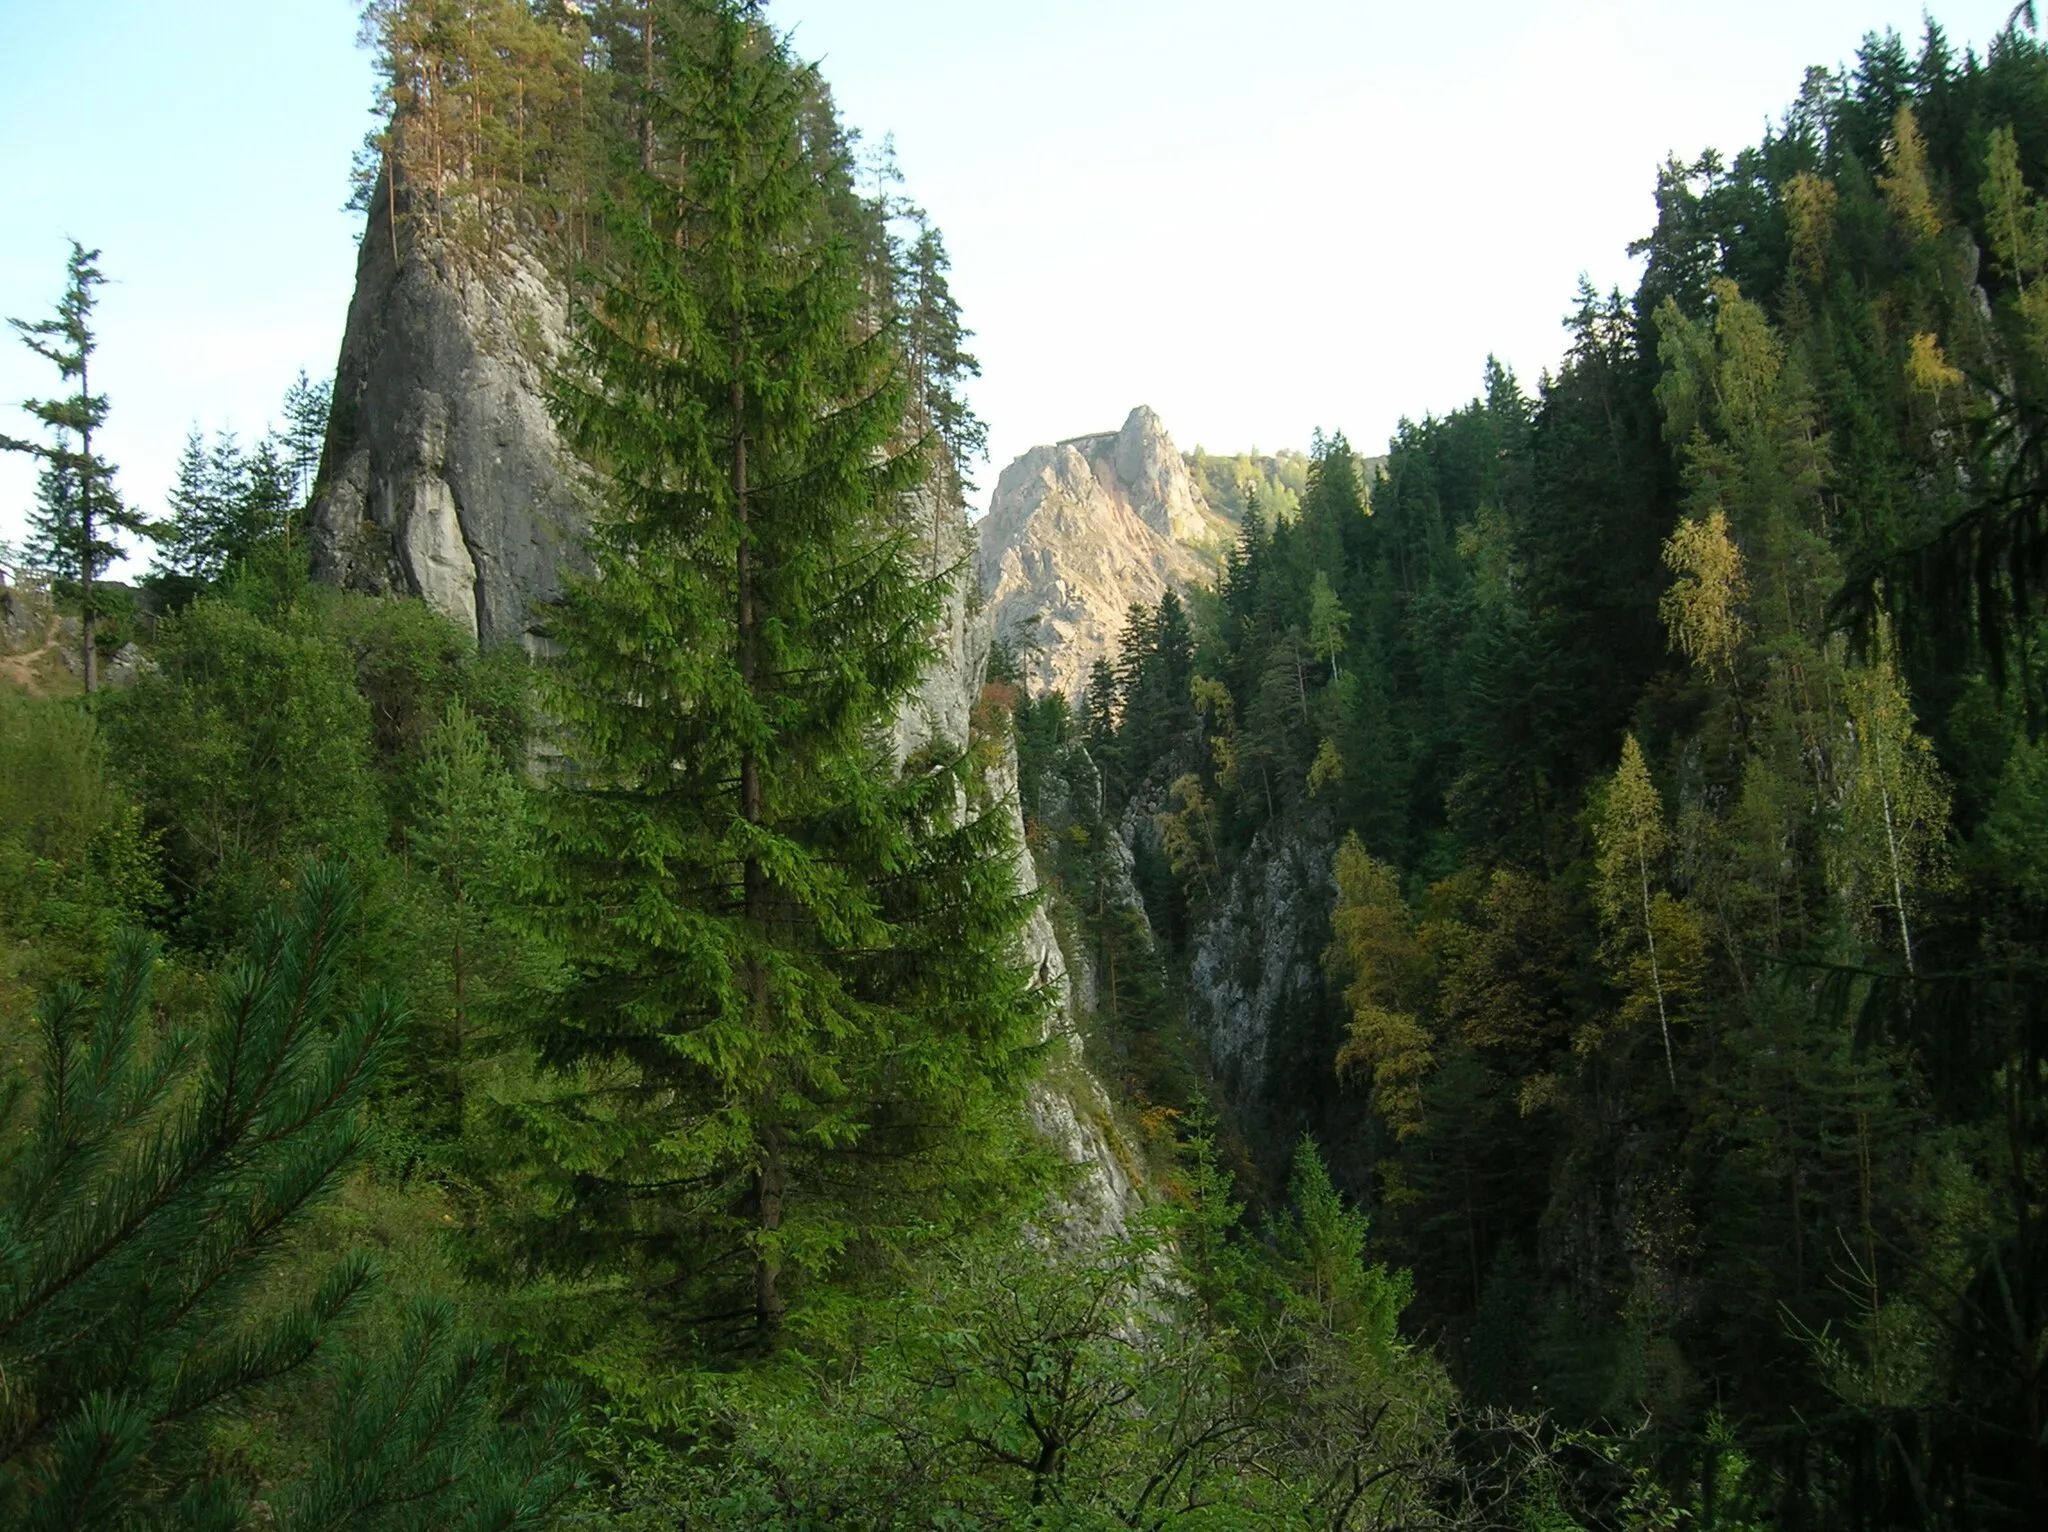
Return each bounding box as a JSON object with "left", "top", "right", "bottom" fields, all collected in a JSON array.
[
  {"left": 981, "top": 736, "right": 1142, "bottom": 1239},
  {"left": 310, "top": 185, "right": 581, "bottom": 651},
  {"left": 1184, "top": 816, "right": 1347, "bottom": 1156}
]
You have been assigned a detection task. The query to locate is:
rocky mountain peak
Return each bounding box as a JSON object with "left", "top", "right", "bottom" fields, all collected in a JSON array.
[{"left": 977, "top": 405, "right": 1231, "bottom": 700}]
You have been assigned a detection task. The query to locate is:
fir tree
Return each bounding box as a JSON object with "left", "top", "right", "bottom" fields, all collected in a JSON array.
[
  {"left": 1, "top": 243, "right": 150, "bottom": 692},
  {"left": 402, "top": 699, "right": 549, "bottom": 1134},
  {"left": 533, "top": 0, "right": 1043, "bottom": 1351},
  {"left": 280, "top": 369, "right": 334, "bottom": 506},
  {"left": 153, "top": 429, "right": 292, "bottom": 589},
  {"left": 897, "top": 211, "right": 986, "bottom": 497}
]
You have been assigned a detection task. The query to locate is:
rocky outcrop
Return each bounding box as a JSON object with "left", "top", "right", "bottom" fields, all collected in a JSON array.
[
  {"left": 1, "top": 579, "right": 152, "bottom": 696},
  {"left": 978, "top": 407, "right": 1233, "bottom": 700},
  {"left": 309, "top": 185, "right": 580, "bottom": 651},
  {"left": 1185, "top": 817, "right": 1342, "bottom": 1145},
  {"left": 981, "top": 734, "right": 1141, "bottom": 1239}
]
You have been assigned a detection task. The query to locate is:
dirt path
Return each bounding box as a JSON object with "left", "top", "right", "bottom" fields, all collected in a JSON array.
[{"left": 0, "top": 638, "right": 62, "bottom": 692}]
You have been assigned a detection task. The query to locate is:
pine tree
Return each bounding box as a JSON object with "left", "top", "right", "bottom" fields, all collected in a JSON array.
[
  {"left": 0, "top": 864, "right": 579, "bottom": 1529},
  {"left": 1, "top": 243, "right": 150, "bottom": 692},
  {"left": 533, "top": 0, "right": 1043, "bottom": 1351}
]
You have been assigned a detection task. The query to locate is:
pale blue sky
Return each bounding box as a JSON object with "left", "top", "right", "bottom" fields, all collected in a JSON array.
[{"left": 0, "top": 1, "right": 2028, "bottom": 570}]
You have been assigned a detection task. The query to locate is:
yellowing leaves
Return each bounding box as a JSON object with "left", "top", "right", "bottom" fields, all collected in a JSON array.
[
  {"left": 1154, "top": 773, "right": 1219, "bottom": 893},
  {"left": 1661, "top": 508, "right": 1749, "bottom": 680},
  {"left": 1786, "top": 172, "right": 1840, "bottom": 283},
  {"left": 1307, "top": 737, "right": 1344, "bottom": 797},
  {"left": 1327, "top": 835, "right": 1433, "bottom": 1139},
  {"left": 1833, "top": 616, "right": 1952, "bottom": 970},
  {"left": 1592, "top": 736, "right": 1696, "bottom": 1088},
  {"left": 1905, "top": 332, "right": 1963, "bottom": 395},
  {"left": 1878, "top": 106, "right": 1943, "bottom": 243}
]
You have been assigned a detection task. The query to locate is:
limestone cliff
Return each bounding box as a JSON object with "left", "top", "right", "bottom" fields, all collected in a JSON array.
[
  {"left": 977, "top": 407, "right": 1234, "bottom": 700},
  {"left": 309, "top": 185, "right": 580, "bottom": 651},
  {"left": 1186, "top": 817, "right": 1340, "bottom": 1131}
]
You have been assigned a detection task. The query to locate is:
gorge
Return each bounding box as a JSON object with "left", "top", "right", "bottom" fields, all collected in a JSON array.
[{"left": 4, "top": 3, "right": 2048, "bottom": 1528}]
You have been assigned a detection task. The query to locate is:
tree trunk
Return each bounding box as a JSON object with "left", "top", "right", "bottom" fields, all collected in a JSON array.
[
  {"left": 641, "top": 3, "right": 655, "bottom": 173},
  {"left": 1637, "top": 828, "right": 1676, "bottom": 1089},
  {"left": 80, "top": 363, "right": 98, "bottom": 695},
  {"left": 1879, "top": 773, "right": 1915, "bottom": 973},
  {"left": 732, "top": 363, "right": 783, "bottom": 1338}
]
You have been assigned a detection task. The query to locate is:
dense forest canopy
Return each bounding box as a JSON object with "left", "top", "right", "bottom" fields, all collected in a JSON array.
[
  {"left": 1009, "top": 12, "right": 2048, "bottom": 1524},
  {"left": 5, "top": 2, "right": 2048, "bottom": 1528}
]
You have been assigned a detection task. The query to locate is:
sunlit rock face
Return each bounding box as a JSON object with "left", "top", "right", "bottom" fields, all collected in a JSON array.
[{"left": 977, "top": 406, "right": 1233, "bottom": 701}]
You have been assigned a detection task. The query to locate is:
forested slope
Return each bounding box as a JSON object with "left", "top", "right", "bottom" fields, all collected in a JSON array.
[
  {"left": 7, "top": 2, "right": 2048, "bottom": 1527},
  {"left": 1015, "top": 15, "right": 2048, "bottom": 1523},
  {"left": 0, "top": 3, "right": 1519, "bottom": 1527}
]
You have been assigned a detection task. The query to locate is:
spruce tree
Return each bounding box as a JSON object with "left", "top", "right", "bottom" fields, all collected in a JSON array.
[
  {"left": 280, "top": 369, "right": 333, "bottom": 505},
  {"left": 1, "top": 243, "right": 150, "bottom": 692},
  {"left": 897, "top": 213, "right": 986, "bottom": 496},
  {"left": 153, "top": 429, "right": 293, "bottom": 589},
  {"left": 533, "top": 0, "right": 1043, "bottom": 1351}
]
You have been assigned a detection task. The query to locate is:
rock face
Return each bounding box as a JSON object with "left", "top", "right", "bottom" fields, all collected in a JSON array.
[
  {"left": 1186, "top": 820, "right": 1339, "bottom": 1117},
  {"left": 309, "top": 185, "right": 581, "bottom": 651},
  {"left": 978, "top": 406, "right": 1232, "bottom": 700}
]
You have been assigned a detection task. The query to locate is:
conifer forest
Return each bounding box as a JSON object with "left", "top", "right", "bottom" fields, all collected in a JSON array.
[{"left": 8, "top": 2, "right": 2048, "bottom": 1526}]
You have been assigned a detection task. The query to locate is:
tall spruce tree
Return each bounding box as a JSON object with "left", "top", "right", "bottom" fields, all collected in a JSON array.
[
  {"left": 533, "top": 0, "right": 1044, "bottom": 1352},
  {"left": 2, "top": 243, "right": 150, "bottom": 692}
]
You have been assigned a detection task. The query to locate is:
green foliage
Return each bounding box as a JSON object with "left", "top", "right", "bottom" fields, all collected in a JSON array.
[
  {"left": 0, "top": 693, "right": 160, "bottom": 981},
  {"left": 1073, "top": 20, "right": 2048, "bottom": 1524},
  {"left": 49, "top": 5, "right": 2048, "bottom": 1527},
  {"left": 600, "top": 1133, "right": 1474, "bottom": 1531},
  {"left": 1, "top": 242, "right": 152, "bottom": 689},
  {"left": 1186, "top": 445, "right": 1311, "bottom": 527},
  {"left": 1328, "top": 834, "right": 1433, "bottom": 1139},
  {"left": 99, "top": 594, "right": 386, "bottom": 949},
  {"left": 153, "top": 429, "right": 296, "bottom": 593},
  {"left": 0, "top": 865, "right": 578, "bottom": 1530},
  {"left": 525, "top": 0, "right": 1045, "bottom": 1362},
  {"left": 391, "top": 700, "right": 556, "bottom": 1144}
]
